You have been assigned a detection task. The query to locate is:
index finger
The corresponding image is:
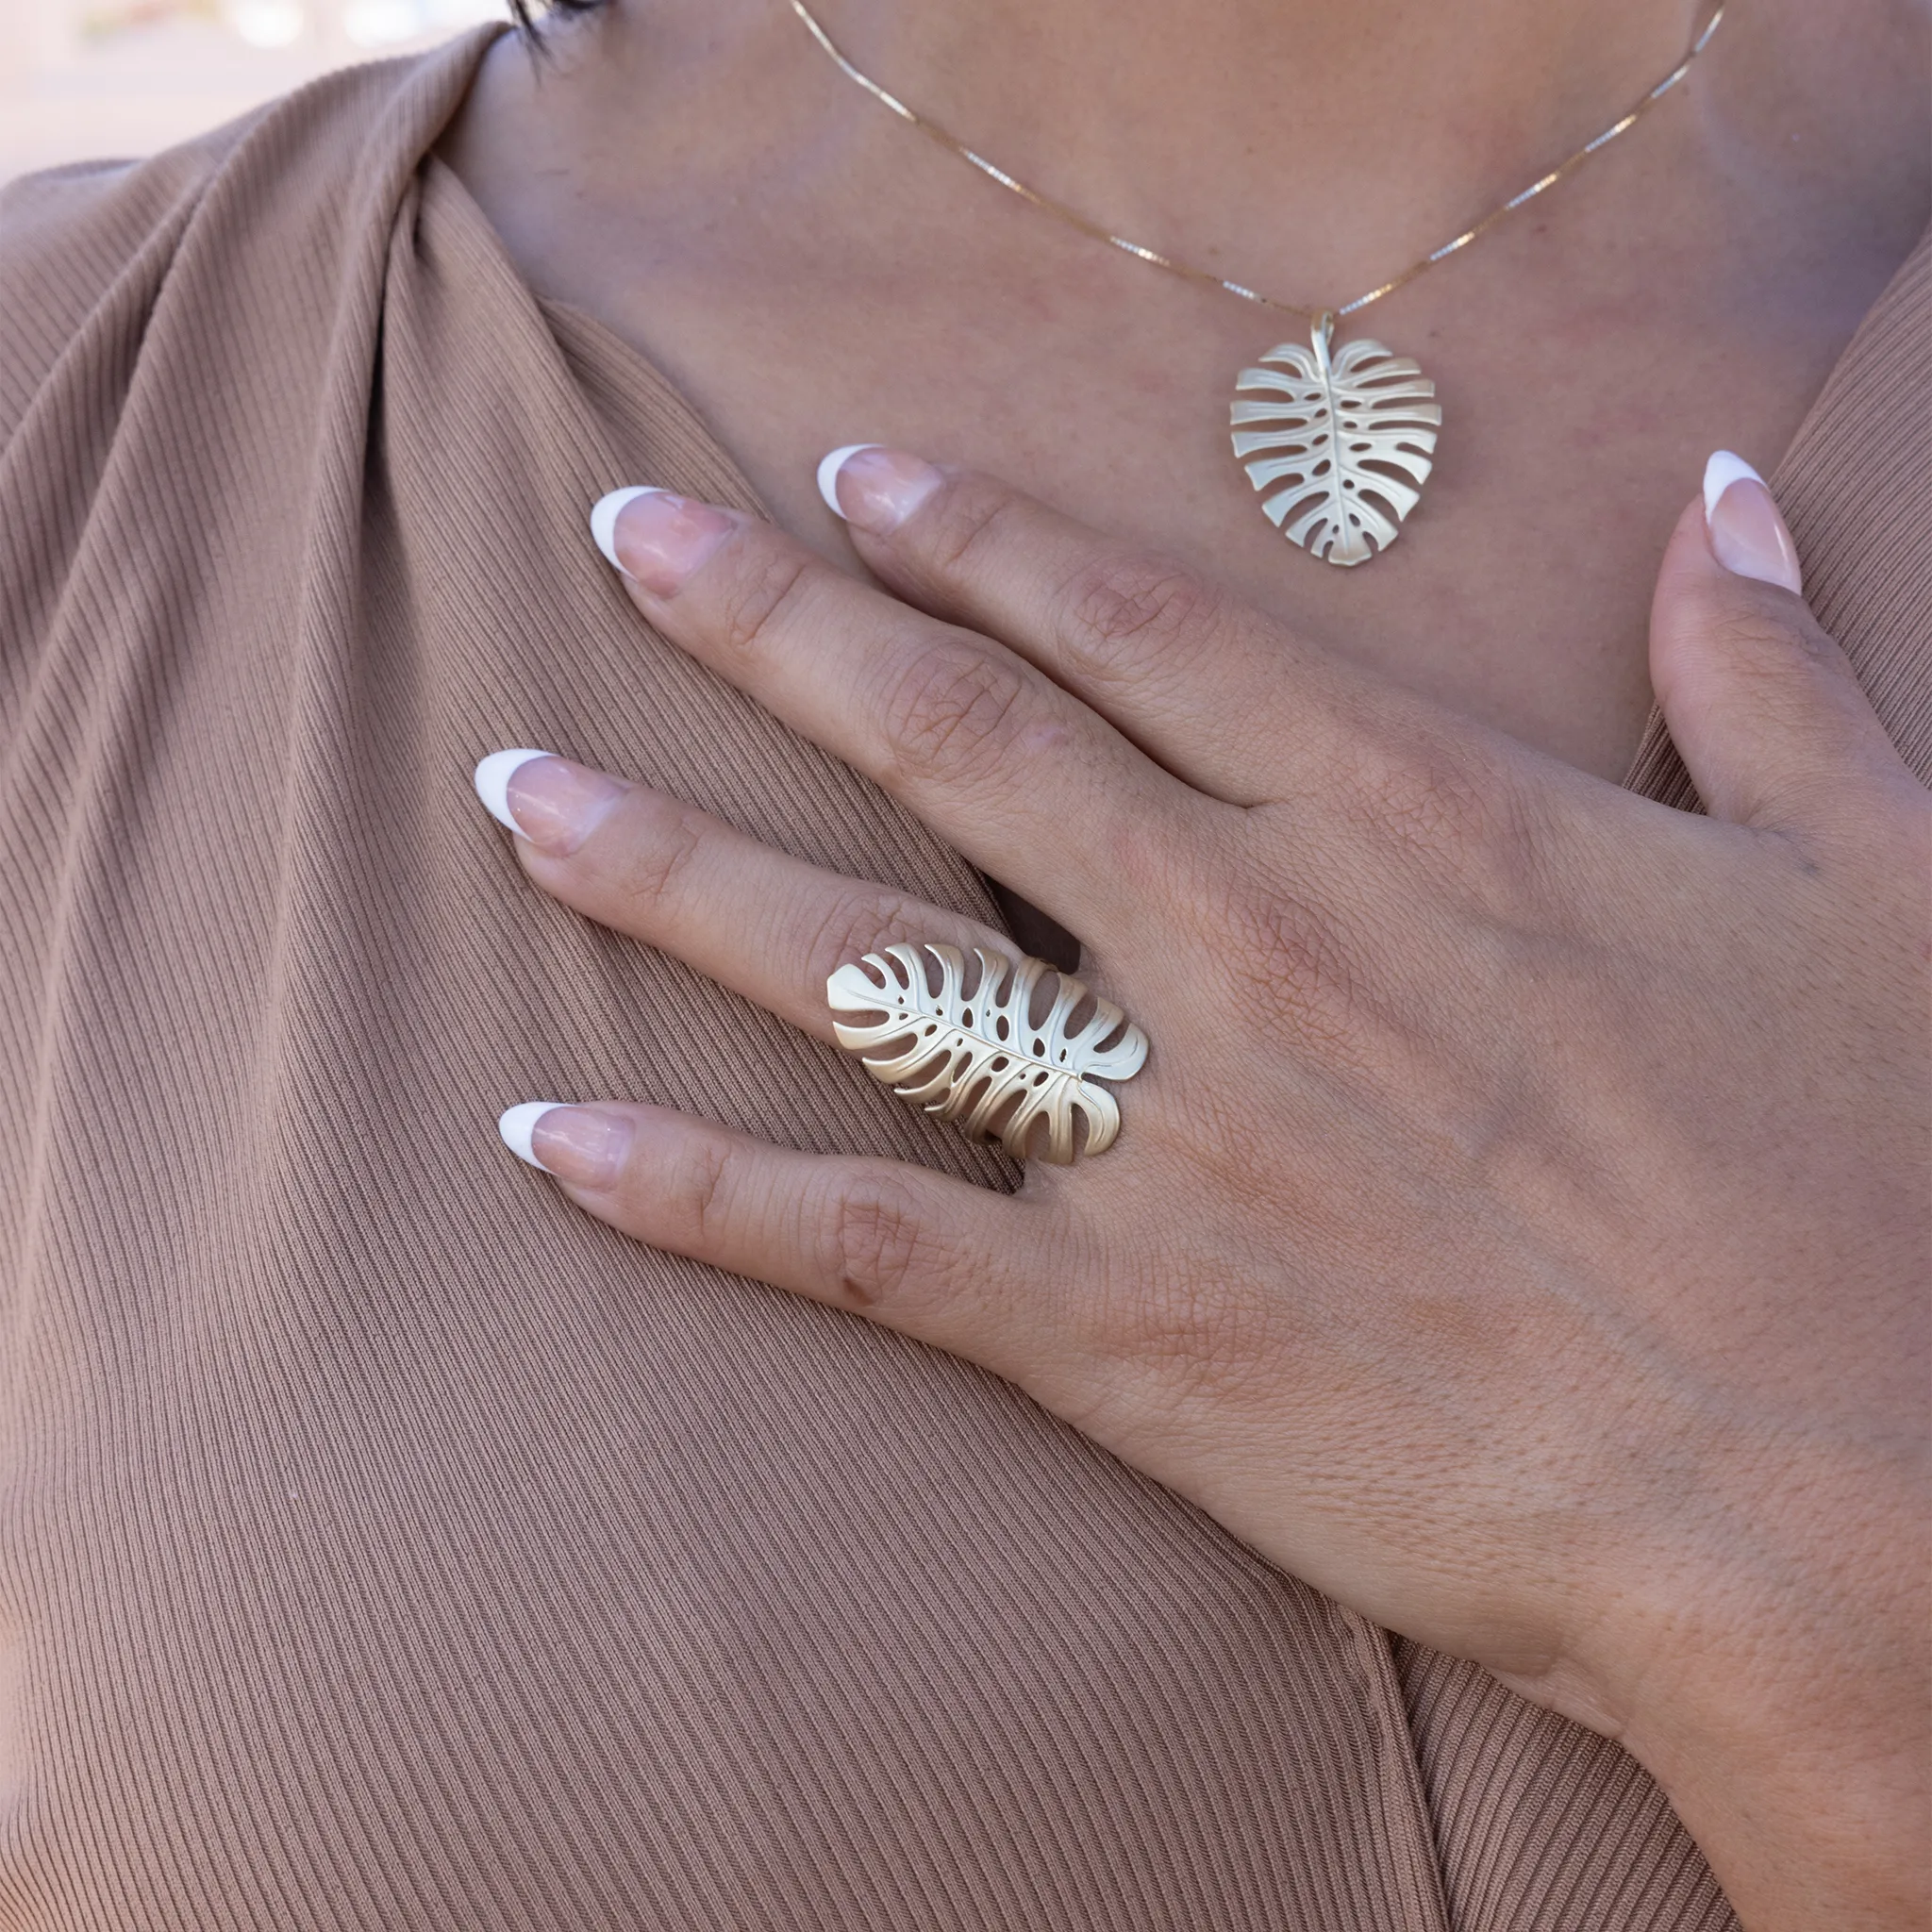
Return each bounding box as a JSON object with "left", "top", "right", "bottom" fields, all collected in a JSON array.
[
  {"left": 594, "top": 486, "right": 1229, "bottom": 956},
  {"left": 817, "top": 447, "right": 1346, "bottom": 805}
]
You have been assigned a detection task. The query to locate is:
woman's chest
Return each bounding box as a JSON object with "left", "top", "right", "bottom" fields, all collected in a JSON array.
[
  {"left": 548, "top": 255, "right": 1910, "bottom": 782},
  {"left": 441, "top": 42, "right": 1925, "bottom": 785}
]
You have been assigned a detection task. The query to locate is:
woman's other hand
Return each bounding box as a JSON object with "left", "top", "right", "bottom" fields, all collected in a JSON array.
[{"left": 477, "top": 450, "right": 1927, "bottom": 1932}]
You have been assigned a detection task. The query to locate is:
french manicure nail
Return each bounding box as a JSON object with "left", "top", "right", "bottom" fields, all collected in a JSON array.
[
  {"left": 817, "top": 444, "right": 943, "bottom": 534},
  {"left": 590, "top": 487, "right": 659, "bottom": 570},
  {"left": 1703, "top": 451, "right": 1802, "bottom": 595},
  {"left": 473, "top": 750, "right": 625, "bottom": 855},
  {"left": 589, "top": 486, "right": 735, "bottom": 595},
  {"left": 498, "top": 1102, "right": 634, "bottom": 1190},
  {"left": 475, "top": 747, "right": 552, "bottom": 832}
]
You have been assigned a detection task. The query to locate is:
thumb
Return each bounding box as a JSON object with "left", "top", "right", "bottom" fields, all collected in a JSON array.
[{"left": 1648, "top": 452, "right": 1910, "bottom": 831}]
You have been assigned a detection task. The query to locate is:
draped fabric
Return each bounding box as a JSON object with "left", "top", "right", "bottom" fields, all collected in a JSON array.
[{"left": 1, "top": 31, "right": 1923, "bottom": 1929}]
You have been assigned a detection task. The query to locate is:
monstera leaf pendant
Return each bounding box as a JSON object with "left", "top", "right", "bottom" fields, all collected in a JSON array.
[
  {"left": 1230, "top": 310, "right": 1441, "bottom": 567},
  {"left": 828, "top": 943, "right": 1148, "bottom": 1164}
]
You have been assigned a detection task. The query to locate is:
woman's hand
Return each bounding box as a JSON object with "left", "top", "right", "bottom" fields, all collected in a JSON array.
[{"left": 476, "top": 450, "right": 1927, "bottom": 1932}]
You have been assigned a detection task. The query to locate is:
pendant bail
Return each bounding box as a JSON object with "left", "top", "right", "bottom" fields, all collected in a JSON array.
[{"left": 1308, "top": 309, "right": 1339, "bottom": 378}]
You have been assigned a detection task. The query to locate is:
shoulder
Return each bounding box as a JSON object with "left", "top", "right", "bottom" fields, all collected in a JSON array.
[
  {"left": 0, "top": 142, "right": 224, "bottom": 441},
  {"left": 0, "top": 30, "right": 500, "bottom": 450}
]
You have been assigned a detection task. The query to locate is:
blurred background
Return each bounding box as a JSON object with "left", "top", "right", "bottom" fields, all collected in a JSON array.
[{"left": 0, "top": 0, "right": 510, "bottom": 186}]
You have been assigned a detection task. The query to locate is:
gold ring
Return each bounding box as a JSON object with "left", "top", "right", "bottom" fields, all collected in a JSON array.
[{"left": 827, "top": 942, "right": 1148, "bottom": 1163}]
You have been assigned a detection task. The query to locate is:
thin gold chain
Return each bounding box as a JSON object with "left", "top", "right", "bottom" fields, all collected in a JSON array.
[{"left": 789, "top": 0, "right": 1726, "bottom": 323}]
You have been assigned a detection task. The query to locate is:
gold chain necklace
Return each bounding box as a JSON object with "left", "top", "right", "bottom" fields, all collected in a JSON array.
[{"left": 789, "top": 0, "right": 1727, "bottom": 566}]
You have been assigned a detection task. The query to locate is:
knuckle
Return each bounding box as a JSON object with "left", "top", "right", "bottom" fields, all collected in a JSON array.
[
  {"left": 605, "top": 791, "right": 708, "bottom": 907},
  {"left": 1326, "top": 727, "right": 1544, "bottom": 908},
  {"left": 1052, "top": 551, "right": 1224, "bottom": 684},
  {"left": 1701, "top": 601, "right": 1846, "bottom": 707},
  {"left": 1341, "top": 730, "right": 1501, "bottom": 860},
  {"left": 877, "top": 638, "right": 1031, "bottom": 787},
  {"left": 658, "top": 1132, "right": 735, "bottom": 1249},
  {"left": 1707, "top": 601, "right": 1802, "bottom": 657},
  {"left": 1701, "top": 604, "right": 1808, "bottom": 677},
  {"left": 1208, "top": 868, "right": 1374, "bottom": 1058},
  {"left": 1690, "top": 571, "right": 1818, "bottom": 653},
  {"left": 708, "top": 544, "right": 820, "bottom": 664},
  {"left": 820, "top": 1174, "right": 928, "bottom": 1309},
  {"left": 917, "top": 475, "right": 1033, "bottom": 581}
]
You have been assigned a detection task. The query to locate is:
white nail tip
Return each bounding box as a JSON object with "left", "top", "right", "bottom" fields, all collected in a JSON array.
[
  {"left": 498, "top": 1102, "right": 564, "bottom": 1173},
  {"left": 1703, "top": 451, "right": 1763, "bottom": 524},
  {"left": 474, "top": 748, "right": 553, "bottom": 833},
  {"left": 590, "top": 486, "right": 663, "bottom": 572},
  {"left": 816, "top": 444, "right": 879, "bottom": 520}
]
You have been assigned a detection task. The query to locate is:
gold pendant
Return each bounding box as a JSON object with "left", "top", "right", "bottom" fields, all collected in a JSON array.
[{"left": 1230, "top": 311, "right": 1441, "bottom": 567}]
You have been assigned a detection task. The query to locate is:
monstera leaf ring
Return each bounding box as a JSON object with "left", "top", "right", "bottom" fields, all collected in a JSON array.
[{"left": 828, "top": 943, "right": 1149, "bottom": 1164}]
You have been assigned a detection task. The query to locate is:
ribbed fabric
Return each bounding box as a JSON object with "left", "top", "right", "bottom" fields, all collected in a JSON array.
[
  {"left": 0, "top": 29, "right": 1923, "bottom": 1931},
  {"left": 1391, "top": 1643, "right": 1738, "bottom": 1932},
  {"left": 1625, "top": 220, "right": 1932, "bottom": 810}
]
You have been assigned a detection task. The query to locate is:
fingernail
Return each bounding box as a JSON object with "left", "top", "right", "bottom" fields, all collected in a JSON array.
[
  {"left": 498, "top": 1102, "right": 634, "bottom": 1190},
  {"left": 589, "top": 486, "right": 735, "bottom": 595},
  {"left": 474, "top": 749, "right": 624, "bottom": 855},
  {"left": 1703, "top": 452, "right": 1802, "bottom": 594},
  {"left": 816, "top": 444, "right": 943, "bottom": 535},
  {"left": 475, "top": 747, "right": 550, "bottom": 832}
]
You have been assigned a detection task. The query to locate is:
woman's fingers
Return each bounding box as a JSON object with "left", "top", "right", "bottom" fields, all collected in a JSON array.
[
  {"left": 1648, "top": 455, "right": 1924, "bottom": 834},
  {"left": 594, "top": 487, "right": 1224, "bottom": 951},
  {"left": 496, "top": 1099, "right": 1055, "bottom": 1365},
  {"left": 816, "top": 446, "right": 1325, "bottom": 805},
  {"left": 475, "top": 750, "right": 1008, "bottom": 1044}
]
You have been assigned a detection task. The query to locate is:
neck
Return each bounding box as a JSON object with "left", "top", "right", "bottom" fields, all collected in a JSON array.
[{"left": 585, "top": 0, "right": 1710, "bottom": 297}]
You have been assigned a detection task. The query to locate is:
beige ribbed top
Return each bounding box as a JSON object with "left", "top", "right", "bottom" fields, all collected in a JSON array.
[{"left": 1, "top": 30, "right": 1924, "bottom": 1930}]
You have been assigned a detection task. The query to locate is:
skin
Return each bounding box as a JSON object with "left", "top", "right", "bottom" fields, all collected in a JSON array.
[
  {"left": 441, "top": 3, "right": 1931, "bottom": 1924},
  {"left": 441, "top": 0, "right": 1929, "bottom": 778},
  {"left": 482, "top": 459, "right": 1929, "bottom": 1931}
]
